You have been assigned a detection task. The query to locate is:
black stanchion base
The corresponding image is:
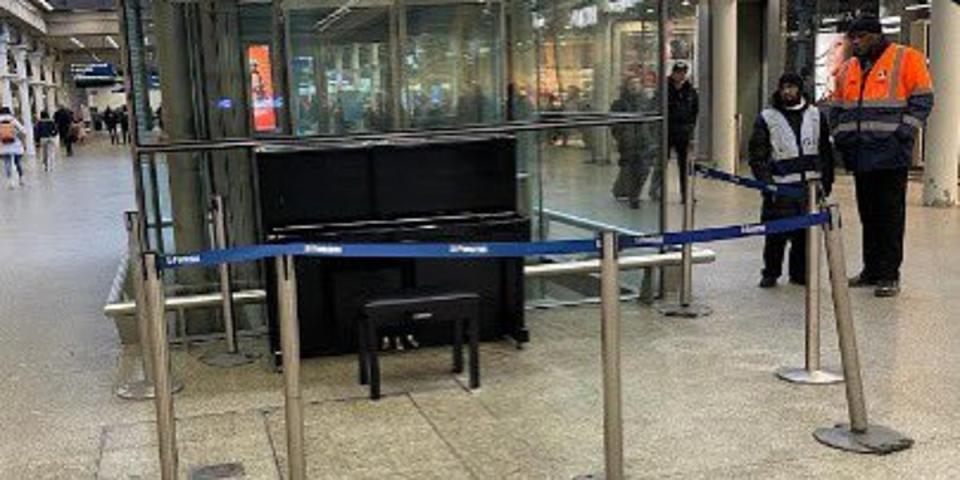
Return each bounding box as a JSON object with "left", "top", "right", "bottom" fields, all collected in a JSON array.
[
  {"left": 573, "top": 474, "right": 604, "bottom": 479},
  {"left": 775, "top": 368, "right": 844, "bottom": 385},
  {"left": 655, "top": 303, "right": 713, "bottom": 318},
  {"left": 814, "top": 424, "right": 914, "bottom": 454},
  {"left": 115, "top": 378, "right": 185, "bottom": 401},
  {"left": 200, "top": 350, "right": 259, "bottom": 368}
]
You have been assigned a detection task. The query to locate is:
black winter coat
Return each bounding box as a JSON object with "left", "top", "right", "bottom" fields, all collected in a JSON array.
[
  {"left": 667, "top": 80, "right": 699, "bottom": 140},
  {"left": 749, "top": 95, "right": 835, "bottom": 220}
]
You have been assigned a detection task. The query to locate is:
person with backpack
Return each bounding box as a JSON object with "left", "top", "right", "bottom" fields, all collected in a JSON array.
[
  {"left": 34, "top": 110, "right": 58, "bottom": 172},
  {"left": 0, "top": 106, "right": 28, "bottom": 189}
]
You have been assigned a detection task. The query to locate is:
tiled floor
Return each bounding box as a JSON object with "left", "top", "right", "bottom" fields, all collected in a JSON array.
[{"left": 2, "top": 137, "right": 959, "bottom": 478}]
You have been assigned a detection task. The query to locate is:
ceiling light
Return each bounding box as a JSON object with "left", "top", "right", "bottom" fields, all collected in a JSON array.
[
  {"left": 35, "top": 0, "right": 54, "bottom": 11},
  {"left": 70, "top": 37, "right": 85, "bottom": 49},
  {"left": 105, "top": 35, "right": 119, "bottom": 49},
  {"left": 904, "top": 4, "right": 930, "bottom": 11}
]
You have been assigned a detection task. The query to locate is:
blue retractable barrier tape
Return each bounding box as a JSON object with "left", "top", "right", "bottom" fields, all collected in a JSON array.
[
  {"left": 619, "top": 211, "right": 830, "bottom": 249},
  {"left": 160, "top": 239, "right": 599, "bottom": 270},
  {"left": 693, "top": 164, "right": 806, "bottom": 199},
  {"left": 159, "top": 211, "right": 830, "bottom": 271}
]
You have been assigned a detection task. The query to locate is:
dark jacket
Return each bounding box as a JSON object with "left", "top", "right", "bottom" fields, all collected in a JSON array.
[
  {"left": 667, "top": 80, "right": 699, "bottom": 139},
  {"left": 103, "top": 110, "right": 118, "bottom": 128},
  {"left": 749, "top": 94, "right": 835, "bottom": 219},
  {"left": 35, "top": 119, "right": 57, "bottom": 139},
  {"left": 610, "top": 90, "right": 658, "bottom": 164},
  {"left": 54, "top": 108, "right": 73, "bottom": 132}
]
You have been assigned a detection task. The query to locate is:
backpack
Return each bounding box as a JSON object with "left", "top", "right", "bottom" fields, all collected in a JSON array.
[{"left": 0, "top": 120, "right": 15, "bottom": 144}]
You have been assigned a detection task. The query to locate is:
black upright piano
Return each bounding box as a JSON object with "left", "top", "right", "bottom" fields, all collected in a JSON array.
[{"left": 257, "top": 135, "right": 530, "bottom": 362}]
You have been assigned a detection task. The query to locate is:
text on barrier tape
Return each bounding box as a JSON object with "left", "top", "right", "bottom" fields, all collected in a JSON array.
[{"left": 693, "top": 164, "right": 806, "bottom": 199}]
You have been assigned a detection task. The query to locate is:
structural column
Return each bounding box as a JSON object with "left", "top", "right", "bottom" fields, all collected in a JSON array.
[
  {"left": 764, "top": 0, "right": 784, "bottom": 102},
  {"left": 30, "top": 48, "right": 45, "bottom": 116},
  {"left": 44, "top": 55, "right": 56, "bottom": 114},
  {"left": 710, "top": 0, "right": 737, "bottom": 173},
  {"left": 13, "top": 41, "right": 36, "bottom": 159},
  {"left": 0, "top": 24, "right": 13, "bottom": 109},
  {"left": 923, "top": 0, "right": 960, "bottom": 207}
]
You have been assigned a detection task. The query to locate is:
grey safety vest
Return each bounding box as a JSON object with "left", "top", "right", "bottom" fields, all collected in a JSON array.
[{"left": 760, "top": 106, "right": 821, "bottom": 184}]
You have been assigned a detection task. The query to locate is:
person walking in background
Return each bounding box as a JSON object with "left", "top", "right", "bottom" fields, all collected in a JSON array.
[
  {"left": 611, "top": 76, "right": 660, "bottom": 209},
  {"left": 0, "top": 107, "right": 28, "bottom": 189},
  {"left": 54, "top": 105, "right": 74, "bottom": 157},
  {"left": 651, "top": 62, "right": 699, "bottom": 203},
  {"left": 750, "top": 73, "right": 834, "bottom": 288},
  {"left": 34, "top": 110, "right": 58, "bottom": 172},
  {"left": 103, "top": 107, "right": 119, "bottom": 144},
  {"left": 830, "top": 15, "right": 934, "bottom": 298},
  {"left": 119, "top": 106, "right": 130, "bottom": 144}
]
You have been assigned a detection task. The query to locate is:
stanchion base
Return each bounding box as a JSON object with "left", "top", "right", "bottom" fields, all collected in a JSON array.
[
  {"left": 115, "top": 378, "right": 185, "bottom": 401},
  {"left": 656, "top": 302, "right": 713, "bottom": 318},
  {"left": 573, "top": 474, "right": 604, "bottom": 479},
  {"left": 775, "top": 368, "right": 844, "bottom": 385},
  {"left": 200, "top": 350, "right": 259, "bottom": 368},
  {"left": 814, "top": 423, "right": 914, "bottom": 454}
]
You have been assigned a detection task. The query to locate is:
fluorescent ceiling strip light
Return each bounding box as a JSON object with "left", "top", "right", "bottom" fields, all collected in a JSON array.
[{"left": 70, "top": 37, "right": 86, "bottom": 49}]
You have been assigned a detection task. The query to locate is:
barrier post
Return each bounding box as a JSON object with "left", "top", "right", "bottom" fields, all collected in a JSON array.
[
  {"left": 201, "top": 196, "right": 257, "bottom": 367},
  {"left": 144, "top": 252, "right": 179, "bottom": 479},
  {"left": 116, "top": 211, "right": 183, "bottom": 400},
  {"left": 813, "top": 204, "right": 913, "bottom": 454},
  {"left": 276, "top": 255, "right": 306, "bottom": 480},
  {"left": 776, "top": 180, "right": 843, "bottom": 385},
  {"left": 656, "top": 148, "right": 712, "bottom": 318},
  {"left": 576, "top": 231, "right": 624, "bottom": 480}
]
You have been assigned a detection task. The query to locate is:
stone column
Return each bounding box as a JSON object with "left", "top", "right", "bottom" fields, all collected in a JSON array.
[
  {"left": 13, "top": 42, "right": 36, "bottom": 159},
  {"left": 923, "top": 0, "right": 959, "bottom": 207},
  {"left": 764, "top": 0, "right": 784, "bottom": 101},
  {"left": 44, "top": 55, "right": 56, "bottom": 114},
  {"left": 711, "top": 0, "right": 737, "bottom": 173},
  {"left": 30, "top": 48, "right": 45, "bottom": 117},
  {"left": 0, "top": 24, "right": 13, "bottom": 109}
]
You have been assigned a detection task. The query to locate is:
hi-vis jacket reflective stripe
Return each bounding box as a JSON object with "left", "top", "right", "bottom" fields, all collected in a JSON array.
[
  {"left": 761, "top": 107, "right": 821, "bottom": 185},
  {"left": 829, "top": 43, "right": 934, "bottom": 172}
]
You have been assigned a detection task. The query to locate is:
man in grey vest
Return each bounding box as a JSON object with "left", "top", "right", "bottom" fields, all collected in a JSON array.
[{"left": 749, "top": 73, "right": 835, "bottom": 288}]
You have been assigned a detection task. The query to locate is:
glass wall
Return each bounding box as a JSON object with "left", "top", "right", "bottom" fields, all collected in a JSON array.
[{"left": 121, "top": 0, "right": 669, "bottom": 304}]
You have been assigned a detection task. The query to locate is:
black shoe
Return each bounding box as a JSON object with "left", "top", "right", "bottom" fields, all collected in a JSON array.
[
  {"left": 789, "top": 277, "right": 806, "bottom": 286},
  {"left": 848, "top": 274, "right": 878, "bottom": 288},
  {"left": 628, "top": 198, "right": 640, "bottom": 209},
  {"left": 759, "top": 277, "right": 778, "bottom": 289},
  {"left": 874, "top": 281, "right": 900, "bottom": 298}
]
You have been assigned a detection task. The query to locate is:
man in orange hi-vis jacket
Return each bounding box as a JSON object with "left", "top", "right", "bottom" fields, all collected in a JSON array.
[{"left": 830, "top": 15, "right": 934, "bottom": 298}]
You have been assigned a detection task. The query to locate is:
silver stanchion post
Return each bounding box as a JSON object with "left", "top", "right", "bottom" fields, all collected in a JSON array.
[
  {"left": 116, "top": 212, "right": 183, "bottom": 400},
  {"left": 144, "top": 252, "right": 179, "bottom": 479},
  {"left": 776, "top": 180, "right": 843, "bottom": 385},
  {"left": 657, "top": 151, "right": 712, "bottom": 318},
  {"left": 201, "top": 196, "right": 257, "bottom": 367},
  {"left": 276, "top": 255, "right": 306, "bottom": 480},
  {"left": 813, "top": 204, "right": 913, "bottom": 454},
  {"left": 576, "top": 232, "right": 624, "bottom": 480}
]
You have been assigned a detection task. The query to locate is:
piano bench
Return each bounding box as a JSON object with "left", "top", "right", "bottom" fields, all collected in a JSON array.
[{"left": 358, "top": 291, "right": 481, "bottom": 400}]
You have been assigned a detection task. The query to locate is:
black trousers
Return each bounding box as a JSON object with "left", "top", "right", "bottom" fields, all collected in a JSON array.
[
  {"left": 854, "top": 168, "right": 908, "bottom": 281},
  {"left": 763, "top": 228, "right": 806, "bottom": 281},
  {"left": 650, "top": 132, "right": 691, "bottom": 202}
]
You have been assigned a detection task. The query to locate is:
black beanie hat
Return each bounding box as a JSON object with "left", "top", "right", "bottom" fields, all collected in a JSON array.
[
  {"left": 779, "top": 72, "right": 804, "bottom": 89},
  {"left": 847, "top": 15, "right": 883, "bottom": 35}
]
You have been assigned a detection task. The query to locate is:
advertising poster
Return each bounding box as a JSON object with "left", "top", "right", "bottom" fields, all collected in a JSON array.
[
  {"left": 248, "top": 45, "right": 277, "bottom": 132},
  {"left": 815, "top": 33, "right": 850, "bottom": 103}
]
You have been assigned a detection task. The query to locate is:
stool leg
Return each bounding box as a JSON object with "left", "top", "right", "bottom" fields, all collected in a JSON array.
[
  {"left": 453, "top": 317, "right": 464, "bottom": 374},
  {"left": 469, "top": 312, "right": 480, "bottom": 390},
  {"left": 368, "top": 322, "right": 381, "bottom": 400},
  {"left": 359, "top": 317, "right": 369, "bottom": 386}
]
